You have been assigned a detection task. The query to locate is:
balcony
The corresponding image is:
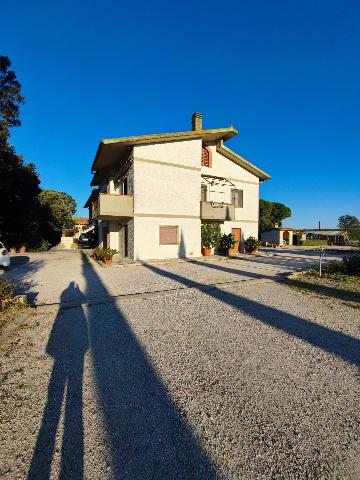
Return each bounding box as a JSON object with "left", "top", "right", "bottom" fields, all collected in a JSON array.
[
  {"left": 200, "top": 201, "right": 235, "bottom": 221},
  {"left": 92, "top": 193, "right": 134, "bottom": 220}
]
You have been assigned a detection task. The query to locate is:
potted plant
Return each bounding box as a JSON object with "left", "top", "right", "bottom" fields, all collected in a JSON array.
[
  {"left": 244, "top": 236, "right": 262, "bottom": 255},
  {"left": 19, "top": 244, "right": 27, "bottom": 254},
  {"left": 201, "top": 223, "right": 220, "bottom": 256},
  {"left": 92, "top": 247, "right": 100, "bottom": 261},
  {"left": 95, "top": 247, "right": 118, "bottom": 265},
  {"left": 219, "top": 233, "right": 236, "bottom": 256},
  {"left": 9, "top": 247, "right": 16, "bottom": 255}
]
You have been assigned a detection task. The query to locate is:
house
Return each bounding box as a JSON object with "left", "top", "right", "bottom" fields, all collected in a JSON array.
[
  {"left": 72, "top": 217, "right": 90, "bottom": 238},
  {"left": 260, "top": 227, "right": 295, "bottom": 246},
  {"left": 84, "top": 113, "right": 270, "bottom": 260}
]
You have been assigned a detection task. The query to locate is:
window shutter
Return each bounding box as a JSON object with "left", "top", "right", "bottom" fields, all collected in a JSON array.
[
  {"left": 239, "top": 189, "right": 243, "bottom": 208},
  {"left": 231, "top": 189, "right": 244, "bottom": 207},
  {"left": 201, "top": 185, "right": 207, "bottom": 201},
  {"left": 159, "top": 226, "right": 179, "bottom": 245},
  {"left": 201, "top": 147, "right": 212, "bottom": 167}
]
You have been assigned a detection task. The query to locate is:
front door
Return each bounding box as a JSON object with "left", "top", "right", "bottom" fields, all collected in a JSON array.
[{"left": 230, "top": 228, "right": 241, "bottom": 254}]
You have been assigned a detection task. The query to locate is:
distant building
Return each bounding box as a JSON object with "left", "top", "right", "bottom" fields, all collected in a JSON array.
[
  {"left": 260, "top": 227, "right": 295, "bottom": 246},
  {"left": 72, "top": 217, "right": 93, "bottom": 238},
  {"left": 301, "top": 229, "right": 348, "bottom": 245}
]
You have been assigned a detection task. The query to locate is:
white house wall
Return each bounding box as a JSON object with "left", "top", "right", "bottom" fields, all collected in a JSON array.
[
  {"left": 132, "top": 139, "right": 202, "bottom": 260},
  {"left": 133, "top": 217, "right": 201, "bottom": 260},
  {"left": 201, "top": 145, "right": 260, "bottom": 224}
]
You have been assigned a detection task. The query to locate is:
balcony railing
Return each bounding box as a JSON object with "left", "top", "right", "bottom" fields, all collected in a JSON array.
[
  {"left": 200, "top": 201, "right": 235, "bottom": 221},
  {"left": 92, "top": 193, "right": 134, "bottom": 220}
]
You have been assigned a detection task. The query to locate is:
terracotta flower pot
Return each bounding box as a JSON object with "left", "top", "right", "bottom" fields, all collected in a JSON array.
[
  {"left": 19, "top": 246, "right": 26, "bottom": 254},
  {"left": 104, "top": 258, "right": 112, "bottom": 265},
  {"left": 10, "top": 248, "right": 16, "bottom": 255},
  {"left": 250, "top": 248, "right": 258, "bottom": 255},
  {"left": 201, "top": 247, "right": 212, "bottom": 256}
]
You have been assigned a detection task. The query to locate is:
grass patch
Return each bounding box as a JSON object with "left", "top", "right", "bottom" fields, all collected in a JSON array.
[
  {"left": 0, "top": 279, "right": 28, "bottom": 336},
  {"left": 286, "top": 268, "right": 360, "bottom": 307}
]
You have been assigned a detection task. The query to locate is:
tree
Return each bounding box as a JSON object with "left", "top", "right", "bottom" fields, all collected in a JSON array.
[
  {"left": 37, "top": 189, "right": 77, "bottom": 244},
  {"left": 337, "top": 215, "right": 360, "bottom": 230},
  {"left": 0, "top": 56, "right": 24, "bottom": 145},
  {"left": 271, "top": 202, "right": 292, "bottom": 226},
  {"left": 259, "top": 199, "right": 292, "bottom": 232},
  {"left": 0, "top": 144, "right": 41, "bottom": 246}
]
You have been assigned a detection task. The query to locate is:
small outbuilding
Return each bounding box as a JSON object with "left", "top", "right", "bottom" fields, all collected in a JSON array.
[
  {"left": 260, "top": 227, "right": 295, "bottom": 246},
  {"left": 302, "top": 229, "right": 348, "bottom": 245}
]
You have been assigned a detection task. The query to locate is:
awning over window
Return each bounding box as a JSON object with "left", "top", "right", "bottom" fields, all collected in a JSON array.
[{"left": 201, "top": 174, "right": 235, "bottom": 187}]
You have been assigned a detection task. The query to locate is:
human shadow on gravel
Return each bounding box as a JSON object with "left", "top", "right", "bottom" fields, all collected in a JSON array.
[
  {"left": 28, "top": 282, "right": 88, "bottom": 480},
  {"left": 143, "top": 263, "right": 360, "bottom": 369},
  {"left": 81, "top": 253, "right": 219, "bottom": 479},
  {"left": 29, "top": 253, "right": 219, "bottom": 479}
]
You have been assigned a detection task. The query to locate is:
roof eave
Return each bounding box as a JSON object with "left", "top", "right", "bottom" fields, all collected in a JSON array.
[
  {"left": 216, "top": 143, "right": 271, "bottom": 181},
  {"left": 91, "top": 126, "right": 239, "bottom": 172}
]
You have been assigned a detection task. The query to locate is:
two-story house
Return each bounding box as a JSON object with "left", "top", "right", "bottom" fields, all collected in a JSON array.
[{"left": 84, "top": 113, "right": 270, "bottom": 260}]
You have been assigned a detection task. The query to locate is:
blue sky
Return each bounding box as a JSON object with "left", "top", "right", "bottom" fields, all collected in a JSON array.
[{"left": 2, "top": 0, "right": 359, "bottom": 227}]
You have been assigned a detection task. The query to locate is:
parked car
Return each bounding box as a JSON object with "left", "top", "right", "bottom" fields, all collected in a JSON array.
[
  {"left": 78, "top": 232, "right": 95, "bottom": 249},
  {"left": 0, "top": 241, "right": 10, "bottom": 269}
]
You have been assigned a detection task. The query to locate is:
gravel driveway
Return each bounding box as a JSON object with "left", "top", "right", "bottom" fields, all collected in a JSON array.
[
  {"left": 1, "top": 252, "right": 359, "bottom": 479},
  {"left": 0, "top": 249, "right": 343, "bottom": 306}
]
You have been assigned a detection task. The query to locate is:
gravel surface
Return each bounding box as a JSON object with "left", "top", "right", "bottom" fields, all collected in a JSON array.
[
  {"left": 0, "top": 249, "right": 344, "bottom": 306},
  {"left": 1, "top": 253, "right": 359, "bottom": 479}
]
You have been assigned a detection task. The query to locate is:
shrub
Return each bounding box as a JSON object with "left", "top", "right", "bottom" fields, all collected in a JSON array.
[
  {"left": 58, "top": 243, "right": 65, "bottom": 249},
  {"left": 0, "top": 280, "right": 15, "bottom": 310},
  {"left": 70, "top": 242, "right": 78, "bottom": 249},
  {"left": 201, "top": 223, "right": 221, "bottom": 249},
  {"left": 326, "top": 260, "right": 344, "bottom": 274},
  {"left": 29, "top": 239, "right": 50, "bottom": 252},
  {"left": 244, "top": 236, "right": 262, "bottom": 253},
  {"left": 343, "top": 255, "right": 360, "bottom": 275},
  {"left": 302, "top": 239, "right": 327, "bottom": 246}
]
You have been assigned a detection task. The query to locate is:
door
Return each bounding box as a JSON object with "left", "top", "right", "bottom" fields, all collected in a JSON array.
[{"left": 230, "top": 228, "right": 241, "bottom": 254}]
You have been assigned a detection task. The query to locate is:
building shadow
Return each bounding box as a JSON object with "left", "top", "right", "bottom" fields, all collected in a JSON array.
[
  {"left": 28, "top": 282, "right": 88, "bottom": 480},
  {"left": 81, "top": 253, "right": 219, "bottom": 479},
  {"left": 29, "top": 255, "right": 219, "bottom": 479},
  {"left": 142, "top": 263, "right": 360, "bottom": 369}
]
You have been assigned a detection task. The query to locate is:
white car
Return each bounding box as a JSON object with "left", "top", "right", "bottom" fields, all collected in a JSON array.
[{"left": 0, "top": 241, "right": 10, "bottom": 269}]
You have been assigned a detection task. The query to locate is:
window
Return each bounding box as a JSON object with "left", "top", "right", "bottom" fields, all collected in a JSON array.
[
  {"left": 201, "top": 184, "right": 207, "bottom": 201},
  {"left": 201, "top": 147, "right": 212, "bottom": 167},
  {"left": 121, "top": 177, "right": 128, "bottom": 195},
  {"left": 159, "top": 226, "right": 179, "bottom": 245},
  {"left": 231, "top": 189, "right": 243, "bottom": 207}
]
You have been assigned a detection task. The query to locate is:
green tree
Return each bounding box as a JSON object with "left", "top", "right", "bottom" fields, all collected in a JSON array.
[
  {"left": 0, "top": 56, "right": 24, "bottom": 145},
  {"left": 0, "top": 144, "right": 41, "bottom": 246},
  {"left": 337, "top": 215, "right": 360, "bottom": 230},
  {"left": 259, "top": 199, "right": 292, "bottom": 232},
  {"left": 0, "top": 56, "right": 41, "bottom": 246},
  {"left": 37, "top": 189, "right": 76, "bottom": 244}
]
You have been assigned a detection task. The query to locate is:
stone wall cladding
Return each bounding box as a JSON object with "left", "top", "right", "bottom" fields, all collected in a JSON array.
[{"left": 127, "top": 218, "right": 135, "bottom": 260}]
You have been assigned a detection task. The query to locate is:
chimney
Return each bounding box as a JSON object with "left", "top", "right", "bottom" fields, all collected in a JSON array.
[{"left": 192, "top": 112, "right": 202, "bottom": 131}]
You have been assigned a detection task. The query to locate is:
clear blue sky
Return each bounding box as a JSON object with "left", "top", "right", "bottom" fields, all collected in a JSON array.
[{"left": 2, "top": 0, "right": 359, "bottom": 227}]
